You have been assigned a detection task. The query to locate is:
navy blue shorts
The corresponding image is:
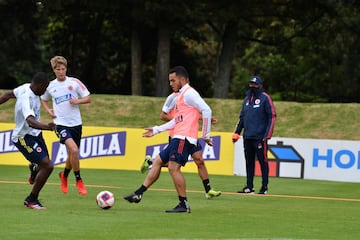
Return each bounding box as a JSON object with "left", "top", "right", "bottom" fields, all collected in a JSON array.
[
  {"left": 55, "top": 125, "right": 82, "bottom": 147},
  {"left": 168, "top": 136, "right": 202, "bottom": 156},
  {"left": 13, "top": 133, "right": 49, "bottom": 164},
  {"left": 189, "top": 141, "right": 202, "bottom": 155},
  {"left": 160, "top": 138, "right": 195, "bottom": 166}
]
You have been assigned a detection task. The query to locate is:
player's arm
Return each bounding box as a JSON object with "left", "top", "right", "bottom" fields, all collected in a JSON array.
[
  {"left": 26, "top": 115, "right": 55, "bottom": 131},
  {"left": 160, "top": 111, "right": 173, "bottom": 121},
  {"left": 199, "top": 115, "right": 217, "bottom": 124},
  {"left": 263, "top": 96, "right": 276, "bottom": 140},
  {"left": 160, "top": 93, "right": 176, "bottom": 122},
  {"left": 185, "top": 91, "right": 213, "bottom": 146},
  {"left": 70, "top": 95, "right": 91, "bottom": 105},
  {"left": 21, "top": 96, "right": 55, "bottom": 131},
  {"left": 232, "top": 100, "right": 247, "bottom": 143},
  {"left": 41, "top": 99, "right": 56, "bottom": 118},
  {"left": 0, "top": 91, "right": 15, "bottom": 104},
  {"left": 199, "top": 106, "right": 213, "bottom": 146},
  {"left": 143, "top": 119, "right": 176, "bottom": 137}
]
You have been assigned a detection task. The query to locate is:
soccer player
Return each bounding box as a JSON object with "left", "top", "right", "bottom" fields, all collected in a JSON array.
[
  {"left": 41, "top": 56, "right": 91, "bottom": 195},
  {"left": 0, "top": 72, "right": 55, "bottom": 210},
  {"left": 232, "top": 76, "right": 276, "bottom": 194},
  {"left": 124, "top": 66, "right": 213, "bottom": 213},
  {"left": 140, "top": 91, "right": 221, "bottom": 199}
]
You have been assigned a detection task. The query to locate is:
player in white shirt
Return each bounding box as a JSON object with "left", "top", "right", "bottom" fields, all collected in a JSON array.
[
  {"left": 0, "top": 72, "right": 55, "bottom": 210},
  {"left": 41, "top": 56, "right": 91, "bottom": 195},
  {"left": 140, "top": 91, "right": 221, "bottom": 199}
]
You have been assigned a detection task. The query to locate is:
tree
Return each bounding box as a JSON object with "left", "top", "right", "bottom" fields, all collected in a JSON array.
[
  {"left": 0, "top": 0, "right": 46, "bottom": 87},
  {"left": 130, "top": 0, "right": 144, "bottom": 96}
]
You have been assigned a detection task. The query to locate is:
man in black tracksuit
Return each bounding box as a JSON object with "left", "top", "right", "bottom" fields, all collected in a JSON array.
[{"left": 232, "top": 76, "right": 276, "bottom": 194}]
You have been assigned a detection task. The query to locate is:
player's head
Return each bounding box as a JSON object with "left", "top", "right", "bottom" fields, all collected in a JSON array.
[
  {"left": 168, "top": 66, "right": 189, "bottom": 92},
  {"left": 50, "top": 56, "right": 67, "bottom": 81},
  {"left": 30, "top": 72, "right": 49, "bottom": 96},
  {"left": 248, "top": 76, "right": 263, "bottom": 89},
  {"left": 50, "top": 56, "right": 67, "bottom": 69},
  {"left": 169, "top": 66, "right": 189, "bottom": 80}
]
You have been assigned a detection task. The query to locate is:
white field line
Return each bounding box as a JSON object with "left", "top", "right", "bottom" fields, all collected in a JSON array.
[{"left": 0, "top": 180, "right": 359, "bottom": 203}]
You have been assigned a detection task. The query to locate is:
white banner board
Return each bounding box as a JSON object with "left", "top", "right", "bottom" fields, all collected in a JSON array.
[{"left": 234, "top": 137, "right": 360, "bottom": 183}]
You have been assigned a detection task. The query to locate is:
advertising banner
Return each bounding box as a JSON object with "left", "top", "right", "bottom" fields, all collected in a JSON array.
[
  {"left": 0, "top": 123, "right": 234, "bottom": 175},
  {"left": 2, "top": 123, "right": 359, "bottom": 182},
  {"left": 234, "top": 137, "right": 360, "bottom": 183}
]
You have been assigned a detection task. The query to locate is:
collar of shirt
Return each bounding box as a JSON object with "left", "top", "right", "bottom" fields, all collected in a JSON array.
[
  {"left": 28, "top": 84, "right": 37, "bottom": 98},
  {"left": 178, "top": 83, "right": 190, "bottom": 94}
]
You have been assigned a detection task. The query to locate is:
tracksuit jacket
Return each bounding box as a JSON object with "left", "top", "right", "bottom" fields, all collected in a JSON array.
[{"left": 234, "top": 88, "right": 276, "bottom": 139}]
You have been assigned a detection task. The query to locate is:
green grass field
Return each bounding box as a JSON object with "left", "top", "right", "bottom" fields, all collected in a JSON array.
[
  {"left": 0, "top": 165, "right": 359, "bottom": 240},
  {"left": 1, "top": 92, "right": 360, "bottom": 239}
]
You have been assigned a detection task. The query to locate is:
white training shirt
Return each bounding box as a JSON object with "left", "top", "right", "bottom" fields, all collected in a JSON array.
[
  {"left": 11, "top": 83, "right": 42, "bottom": 142},
  {"left": 41, "top": 76, "right": 90, "bottom": 127},
  {"left": 154, "top": 84, "right": 212, "bottom": 144},
  {"left": 162, "top": 92, "right": 177, "bottom": 114}
]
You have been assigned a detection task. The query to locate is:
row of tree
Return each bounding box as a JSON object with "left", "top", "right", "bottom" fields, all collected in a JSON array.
[{"left": 0, "top": 0, "right": 359, "bottom": 102}]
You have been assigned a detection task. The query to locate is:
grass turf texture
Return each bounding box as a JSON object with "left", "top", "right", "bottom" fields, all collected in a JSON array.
[
  {"left": 0, "top": 92, "right": 359, "bottom": 239},
  {"left": 1, "top": 165, "right": 359, "bottom": 240}
]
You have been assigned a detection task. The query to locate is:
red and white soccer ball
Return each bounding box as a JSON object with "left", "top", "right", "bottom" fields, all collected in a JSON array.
[{"left": 96, "top": 190, "right": 115, "bottom": 209}]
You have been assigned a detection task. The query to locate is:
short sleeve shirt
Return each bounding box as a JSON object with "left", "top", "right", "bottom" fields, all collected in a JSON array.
[
  {"left": 41, "top": 76, "right": 90, "bottom": 127},
  {"left": 12, "top": 83, "right": 42, "bottom": 142}
]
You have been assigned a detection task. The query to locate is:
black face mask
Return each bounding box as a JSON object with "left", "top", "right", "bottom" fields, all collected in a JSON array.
[{"left": 249, "top": 86, "right": 261, "bottom": 95}]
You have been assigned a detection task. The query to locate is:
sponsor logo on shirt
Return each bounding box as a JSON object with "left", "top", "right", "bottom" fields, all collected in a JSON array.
[{"left": 54, "top": 94, "right": 72, "bottom": 104}]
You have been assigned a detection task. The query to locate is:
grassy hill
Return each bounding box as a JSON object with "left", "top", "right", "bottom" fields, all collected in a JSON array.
[{"left": 0, "top": 91, "right": 359, "bottom": 140}]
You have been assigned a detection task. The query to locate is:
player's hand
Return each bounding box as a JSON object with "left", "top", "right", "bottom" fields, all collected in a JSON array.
[
  {"left": 204, "top": 138, "right": 213, "bottom": 146},
  {"left": 142, "top": 128, "right": 154, "bottom": 137},
  {"left": 211, "top": 117, "right": 218, "bottom": 124},
  {"left": 232, "top": 133, "right": 240, "bottom": 143},
  {"left": 69, "top": 98, "right": 78, "bottom": 105},
  {"left": 47, "top": 109, "right": 56, "bottom": 118},
  {"left": 48, "top": 122, "right": 56, "bottom": 131}
]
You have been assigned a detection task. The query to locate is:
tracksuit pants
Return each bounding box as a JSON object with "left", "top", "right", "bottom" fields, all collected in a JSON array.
[{"left": 243, "top": 138, "right": 269, "bottom": 188}]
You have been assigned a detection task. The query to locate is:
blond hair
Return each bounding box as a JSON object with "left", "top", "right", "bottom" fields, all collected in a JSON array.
[{"left": 50, "top": 56, "right": 67, "bottom": 69}]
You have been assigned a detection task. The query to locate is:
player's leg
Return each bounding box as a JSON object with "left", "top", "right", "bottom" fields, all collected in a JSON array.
[
  {"left": 15, "top": 134, "right": 53, "bottom": 210},
  {"left": 124, "top": 151, "right": 169, "bottom": 203},
  {"left": 58, "top": 137, "right": 80, "bottom": 194},
  {"left": 256, "top": 139, "right": 269, "bottom": 194},
  {"left": 191, "top": 149, "right": 221, "bottom": 199},
  {"left": 191, "top": 143, "right": 209, "bottom": 180},
  {"left": 141, "top": 155, "right": 170, "bottom": 173},
  {"left": 28, "top": 156, "right": 53, "bottom": 202},
  {"left": 143, "top": 156, "right": 166, "bottom": 188},
  {"left": 168, "top": 160, "right": 186, "bottom": 196},
  {"left": 64, "top": 137, "right": 87, "bottom": 195},
  {"left": 64, "top": 138, "right": 80, "bottom": 171},
  {"left": 57, "top": 125, "right": 87, "bottom": 195},
  {"left": 238, "top": 139, "right": 256, "bottom": 193},
  {"left": 28, "top": 162, "right": 38, "bottom": 184},
  {"left": 56, "top": 126, "right": 71, "bottom": 193},
  {"left": 165, "top": 138, "right": 191, "bottom": 213}
]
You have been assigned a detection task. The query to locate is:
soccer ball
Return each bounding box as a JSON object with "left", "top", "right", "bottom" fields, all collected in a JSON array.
[{"left": 96, "top": 190, "right": 115, "bottom": 209}]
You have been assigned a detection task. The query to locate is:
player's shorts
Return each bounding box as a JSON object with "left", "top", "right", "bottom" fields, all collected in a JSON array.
[
  {"left": 55, "top": 125, "right": 82, "bottom": 147},
  {"left": 189, "top": 141, "right": 202, "bottom": 155},
  {"left": 159, "top": 138, "right": 195, "bottom": 166},
  {"left": 168, "top": 136, "right": 202, "bottom": 156},
  {"left": 13, "top": 133, "right": 49, "bottom": 164}
]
